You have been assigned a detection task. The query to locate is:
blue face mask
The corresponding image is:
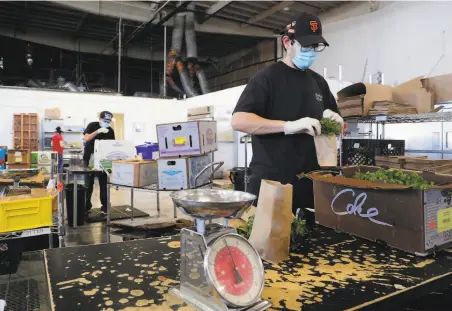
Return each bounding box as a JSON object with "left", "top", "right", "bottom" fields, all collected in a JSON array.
[
  {"left": 99, "top": 120, "right": 110, "bottom": 128},
  {"left": 292, "top": 45, "right": 317, "bottom": 70}
]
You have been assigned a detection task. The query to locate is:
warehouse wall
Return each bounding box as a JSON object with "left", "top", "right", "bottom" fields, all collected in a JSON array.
[
  {"left": 313, "top": 1, "right": 452, "bottom": 85},
  {"left": 0, "top": 87, "right": 187, "bottom": 148},
  {"left": 208, "top": 39, "right": 278, "bottom": 92}
]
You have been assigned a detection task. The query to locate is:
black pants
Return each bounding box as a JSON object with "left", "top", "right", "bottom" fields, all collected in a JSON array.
[
  {"left": 85, "top": 171, "right": 108, "bottom": 213},
  {"left": 248, "top": 174, "right": 316, "bottom": 226}
]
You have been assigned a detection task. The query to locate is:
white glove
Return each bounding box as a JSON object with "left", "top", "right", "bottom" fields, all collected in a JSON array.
[
  {"left": 284, "top": 117, "right": 321, "bottom": 136},
  {"left": 323, "top": 109, "right": 344, "bottom": 129},
  {"left": 97, "top": 128, "right": 109, "bottom": 134}
]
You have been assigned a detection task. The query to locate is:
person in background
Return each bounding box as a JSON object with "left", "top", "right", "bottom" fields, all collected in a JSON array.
[
  {"left": 231, "top": 13, "right": 343, "bottom": 225},
  {"left": 51, "top": 126, "right": 64, "bottom": 173},
  {"left": 83, "top": 111, "right": 115, "bottom": 217}
]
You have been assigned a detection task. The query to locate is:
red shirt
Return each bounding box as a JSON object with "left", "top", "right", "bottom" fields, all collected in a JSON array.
[{"left": 52, "top": 134, "right": 64, "bottom": 154}]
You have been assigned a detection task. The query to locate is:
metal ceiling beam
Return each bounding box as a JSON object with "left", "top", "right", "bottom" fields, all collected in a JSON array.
[
  {"left": 125, "top": 1, "right": 191, "bottom": 46},
  {"left": 75, "top": 12, "right": 89, "bottom": 34},
  {"left": 199, "top": 1, "right": 232, "bottom": 24},
  {"left": 241, "top": 1, "right": 294, "bottom": 28}
]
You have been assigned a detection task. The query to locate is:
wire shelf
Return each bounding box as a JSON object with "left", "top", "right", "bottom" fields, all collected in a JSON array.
[{"left": 345, "top": 112, "right": 452, "bottom": 124}]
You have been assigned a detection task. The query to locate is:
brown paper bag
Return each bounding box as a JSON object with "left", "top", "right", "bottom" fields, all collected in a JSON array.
[
  {"left": 314, "top": 135, "right": 338, "bottom": 167},
  {"left": 248, "top": 180, "right": 293, "bottom": 264}
]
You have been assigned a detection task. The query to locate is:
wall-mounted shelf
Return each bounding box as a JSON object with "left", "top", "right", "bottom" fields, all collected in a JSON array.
[{"left": 345, "top": 112, "right": 452, "bottom": 124}]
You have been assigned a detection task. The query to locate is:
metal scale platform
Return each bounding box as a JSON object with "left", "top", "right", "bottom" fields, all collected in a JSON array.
[{"left": 170, "top": 189, "right": 271, "bottom": 311}]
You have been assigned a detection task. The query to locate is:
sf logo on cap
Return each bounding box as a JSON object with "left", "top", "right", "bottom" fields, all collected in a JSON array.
[{"left": 310, "top": 21, "right": 318, "bottom": 32}]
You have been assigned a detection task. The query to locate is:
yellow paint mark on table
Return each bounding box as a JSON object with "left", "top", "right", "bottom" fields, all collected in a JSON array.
[
  {"left": 57, "top": 278, "right": 91, "bottom": 286},
  {"left": 83, "top": 288, "right": 99, "bottom": 296},
  {"left": 413, "top": 259, "right": 435, "bottom": 268},
  {"left": 168, "top": 241, "right": 180, "bottom": 248},
  {"left": 131, "top": 290, "right": 144, "bottom": 297}
]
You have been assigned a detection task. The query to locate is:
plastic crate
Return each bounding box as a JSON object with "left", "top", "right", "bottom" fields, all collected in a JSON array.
[
  {"left": 375, "top": 140, "right": 405, "bottom": 157},
  {"left": 0, "top": 197, "right": 53, "bottom": 233},
  {"left": 341, "top": 139, "right": 375, "bottom": 166},
  {"left": 340, "top": 139, "right": 405, "bottom": 166}
]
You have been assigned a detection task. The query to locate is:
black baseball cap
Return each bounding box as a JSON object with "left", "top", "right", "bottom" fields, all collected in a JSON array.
[
  {"left": 56, "top": 126, "right": 63, "bottom": 133},
  {"left": 284, "top": 12, "right": 329, "bottom": 47},
  {"left": 100, "top": 111, "right": 113, "bottom": 121}
]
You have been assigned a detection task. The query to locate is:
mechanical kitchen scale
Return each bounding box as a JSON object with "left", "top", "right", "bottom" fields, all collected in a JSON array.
[{"left": 170, "top": 189, "right": 271, "bottom": 311}]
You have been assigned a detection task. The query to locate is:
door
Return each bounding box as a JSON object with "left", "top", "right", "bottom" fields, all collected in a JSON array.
[{"left": 97, "top": 112, "right": 124, "bottom": 140}]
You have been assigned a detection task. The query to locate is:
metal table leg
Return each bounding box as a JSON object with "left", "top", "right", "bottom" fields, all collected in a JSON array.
[
  {"left": 106, "top": 174, "right": 111, "bottom": 243},
  {"left": 73, "top": 176, "right": 78, "bottom": 228},
  {"left": 157, "top": 189, "right": 160, "bottom": 213},
  {"left": 48, "top": 231, "right": 54, "bottom": 249},
  {"left": 173, "top": 202, "right": 177, "bottom": 218},
  {"left": 130, "top": 188, "right": 134, "bottom": 221},
  {"left": 58, "top": 172, "right": 66, "bottom": 247}
]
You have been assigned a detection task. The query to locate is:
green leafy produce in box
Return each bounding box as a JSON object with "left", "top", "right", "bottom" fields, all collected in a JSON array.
[{"left": 353, "top": 168, "right": 435, "bottom": 190}]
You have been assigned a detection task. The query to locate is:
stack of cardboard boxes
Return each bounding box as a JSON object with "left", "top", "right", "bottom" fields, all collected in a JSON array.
[
  {"left": 337, "top": 73, "right": 452, "bottom": 117},
  {"left": 30, "top": 151, "right": 58, "bottom": 175},
  {"left": 109, "top": 121, "right": 218, "bottom": 190},
  {"left": 156, "top": 121, "right": 218, "bottom": 190}
]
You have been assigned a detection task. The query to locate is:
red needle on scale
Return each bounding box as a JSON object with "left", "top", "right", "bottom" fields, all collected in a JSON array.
[{"left": 224, "top": 240, "right": 243, "bottom": 284}]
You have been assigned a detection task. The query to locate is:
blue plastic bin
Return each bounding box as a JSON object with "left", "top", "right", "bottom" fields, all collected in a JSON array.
[
  {"left": 136, "top": 142, "right": 159, "bottom": 160},
  {"left": 0, "top": 146, "right": 6, "bottom": 170}
]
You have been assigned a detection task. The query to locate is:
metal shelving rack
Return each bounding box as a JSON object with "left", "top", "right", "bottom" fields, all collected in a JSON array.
[
  {"left": 345, "top": 111, "right": 452, "bottom": 124},
  {"left": 340, "top": 111, "right": 452, "bottom": 166},
  {"left": 0, "top": 158, "right": 65, "bottom": 248}
]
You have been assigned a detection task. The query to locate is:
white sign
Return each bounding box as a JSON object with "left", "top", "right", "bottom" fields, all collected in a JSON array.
[{"left": 20, "top": 227, "right": 51, "bottom": 238}]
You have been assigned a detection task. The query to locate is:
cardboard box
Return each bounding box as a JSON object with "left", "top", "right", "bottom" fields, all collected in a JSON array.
[
  {"left": 93, "top": 140, "right": 136, "bottom": 170},
  {"left": 44, "top": 108, "right": 61, "bottom": 119},
  {"left": 338, "top": 83, "right": 393, "bottom": 116},
  {"left": 310, "top": 166, "right": 452, "bottom": 255},
  {"left": 111, "top": 160, "right": 158, "bottom": 187},
  {"left": 30, "top": 164, "right": 58, "bottom": 175},
  {"left": 156, "top": 121, "right": 217, "bottom": 158},
  {"left": 392, "top": 77, "right": 433, "bottom": 114},
  {"left": 422, "top": 74, "right": 452, "bottom": 104},
  {"left": 158, "top": 155, "right": 210, "bottom": 190},
  {"left": 7, "top": 150, "right": 30, "bottom": 165},
  {"left": 31, "top": 151, "right": 57, "bottom": 165}
]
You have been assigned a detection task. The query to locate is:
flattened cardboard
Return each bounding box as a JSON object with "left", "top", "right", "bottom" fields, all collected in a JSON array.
[
  {"left": 309, "top": 166, "right": 452, "bottom": 255},
  {"left": 338, "top": 83, "right": 393, "bottom": 116}
]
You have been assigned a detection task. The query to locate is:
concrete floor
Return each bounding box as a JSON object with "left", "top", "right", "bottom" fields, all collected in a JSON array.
[{"left": 65, "top": 184, "right": 187, "bottom": 246}]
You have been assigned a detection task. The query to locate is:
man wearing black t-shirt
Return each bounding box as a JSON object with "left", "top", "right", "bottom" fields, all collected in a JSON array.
[
  {"left": 231, "top": 13, "right": 343, "bottom": 223},
  {"left": 83, "top": 111, "right": 115, "bottom": 216}
]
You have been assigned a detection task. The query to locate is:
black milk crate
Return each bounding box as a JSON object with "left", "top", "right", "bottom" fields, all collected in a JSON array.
[
  {"left": 340, "top": 139, "right": 405, "bottom": 166},
  {"left": 375, "top": 139, "right": 405, "bottom": 157}
]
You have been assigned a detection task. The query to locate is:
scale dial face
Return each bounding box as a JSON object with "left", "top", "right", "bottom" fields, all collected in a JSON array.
[{"left": 204, "top": 233, "right": 265, "bottom": 308}]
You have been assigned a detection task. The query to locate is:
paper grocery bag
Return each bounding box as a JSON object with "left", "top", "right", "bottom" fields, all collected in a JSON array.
[
  {"left": 314, "top": 135, "right": 338, "bottom": 167},
  {"left": 248, "top": 180, "right": 293, "bottom": 264}
]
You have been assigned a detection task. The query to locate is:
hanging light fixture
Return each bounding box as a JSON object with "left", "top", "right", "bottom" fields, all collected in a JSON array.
[{"left": 26, "top": 43, "right": 33, "bottom": 67}]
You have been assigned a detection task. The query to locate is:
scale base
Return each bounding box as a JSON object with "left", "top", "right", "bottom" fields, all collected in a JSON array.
[{"left": 171, "top": 287, "right": 271, "bottom": 311}]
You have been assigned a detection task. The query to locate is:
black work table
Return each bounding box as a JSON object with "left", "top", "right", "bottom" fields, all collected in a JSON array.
[{"left": 44, "top": 227, "right": 452, "bottom": 311}]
